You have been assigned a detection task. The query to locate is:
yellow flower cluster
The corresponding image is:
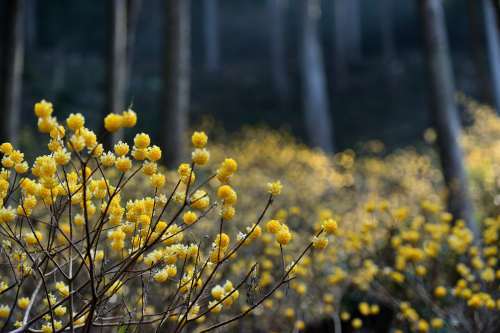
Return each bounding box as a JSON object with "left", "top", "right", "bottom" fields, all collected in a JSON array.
[{"left": 0, "top": 101, "right": 327, "bottom": 333}]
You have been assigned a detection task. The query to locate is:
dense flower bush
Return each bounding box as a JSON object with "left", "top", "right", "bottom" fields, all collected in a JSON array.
[
  {"left": 0, "top": 102, "right": 324, "bottom": 332},
  {"left": 1, "top": 100, "right": 499, "bottom": 333},
  {"left": 183, "top": 105, "right": 499, "bottom": 332}
]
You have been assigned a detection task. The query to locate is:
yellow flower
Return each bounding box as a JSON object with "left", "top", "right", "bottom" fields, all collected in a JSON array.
[
  {"left": 183, "top": 211, "right": 197, "bottom": 225},
  {"left": 122, "top": 109, "right": 137, "bottom": 127},
  {"left": 295, "top": 320, "right": 305, "bottom": 330},
  {"left": 266, "top": 219, "right": 282, "bottom": 234},
  {"left": 115, "top": 156, "right": 132, "bottom": 172},
  {"left": 55, "top": 281, "right": 70, "bottom": 297},
  {"left": 142, "top": 161, "right": 157, "bottom": 176},
  {"left": 215, "top": 233, "right": 230, "bottom": 248},
  {"left": 431, "top": 318, "right": 444, "bottom": 328},
  {"left": 0, "top": 142, "right": 13, "bottom": 155},
  {"left": 312, "top": 236, "right": 328, "bottom": 249},
  {"left": 192, "top": 131, "right": 208, "bottom": 148},
  {"left": 114, "top": 141, "right": 130, "bottom": 156},
  {"left": 66, "top": 113, "right": 85, "bottom": 131},
  {"left": 134, "top": 133, "right": 150, "bottom": 149},
  {"left": 24, "top": 230, "right": 43, "bottom": 246},
  {"left": 54, "top": 306, "right": 67, "bottom": 317},
  {"left": 38, "top": 116, "right": 57, "bottom": 133},
  {"left": 14, "top": 162, "right": 29, "bottom": 173},
  {"left": 0, "top": 305, "right": 10, "bottom": 318},
  {"left": 192, "top": 148, "right": 210, "bottom": 166},
  {"left": 351, "top": 318, "right": 362, "bottom": 329},
  {"left": 153, "top": 269, "right": 170, "bottom": 283},
  {"left": 104, "top": 113, "right": 123, "bottom": 132},
  {"left": 150, "top": 173, "right": 166, "bottom": 188},
  {"left": 322, "top": 218, "right": 338, "bottom": 234},
  {"left": 217, "top": 185, "right": 237, "bottom": 204},
  {"left": 147, "top": 145, "right": 162, "bottom": 161},
  {"left": 100, "top": 152, "right": 116, "bottom": 167},
  {"left": 17, "top": 297, "right": 30, "bottom": 310},
  {"left": 434, "top": 286, "right": 447, "bottom": 298},
  {"left": 267, "top": 180, "right": 282, "bottom": 196},
  {"left": 417, "top": 320, "right": 429, "bottom": 332},
  {"left": 221, "top": 205, "right": 235, "bottom": 221},
  {"left": 34, "top": 100, "right": 53, "bottom": 118},
  {"left": 276, "top": 228, "right": 292, "bottom": 245},
  {"left": 54, "top": 149, "right": 71, "bottom": 166}
]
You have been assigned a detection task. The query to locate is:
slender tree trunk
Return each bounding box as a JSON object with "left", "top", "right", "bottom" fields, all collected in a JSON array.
[
  {"left": 25, "top": 0, "right": 36, "bottom": 49},
  {"left": 126, "top": 0, "right": 142, "bottom": 84},
  {"left": 345, "top": 0, "right": 362, "bottom": 63},
  {"left": 333, "top": 0, "right": 349, "bottom": 86},
  {"left": 481, "top": 0, "right": 500, "bottom": 112},
  {"left": 379, "top": 0, "right": 396, "bottom": 65},
  {"left": 203, "top": 0, "right": 219, "bottom": 72},
  {"left": 0, "top": 0, "right": 24, "bottom": 145},
  {"left": 268, "top": 0, "right": 289, "bottom": 101},
  {"left": 106, "top": 0, "right": 128, "bottom": 146},
  {"left": 492, "top": 0, "right": 500, "bottom": 31},
  {"left": 160, "top": 0, "right": 191, "bottom": 167},
  {"left": 300, "top": 0, "right": 334, "bottom": 153},
  {"left": 467, "top": 0, "right": 493, "bottom": 104},
  {"left": 104, "top": 0, "right": 141, "bottom": 147},
  {"left": 418, "top": 0, "right": 477, "bottom": 237},
  {"left": 332, "top": 0, "right": 362, "bottom": 88}
]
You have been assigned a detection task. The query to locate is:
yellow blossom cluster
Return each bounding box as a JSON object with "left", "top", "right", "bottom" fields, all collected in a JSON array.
[{"left": 0, "top": 102, "right": 330, "bottom": 333}]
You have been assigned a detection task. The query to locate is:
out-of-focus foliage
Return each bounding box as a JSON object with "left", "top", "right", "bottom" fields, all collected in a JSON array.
[{"left": 159, "top": 103, "right": 498, "bottom": 332}]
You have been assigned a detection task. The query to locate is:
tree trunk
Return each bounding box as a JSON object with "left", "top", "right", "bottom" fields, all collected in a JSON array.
[
  {"left": 268, "top": 0, "right": 289, "bottom": 101},
  {"left": 300, "top": 0, "right": 334, "bottom": 153},
  {"left": 25, "top": 0, "right": 36, "bottom": 49},
  {"left": 126, "top": 0, "right": 142, "bottom": 84},
  {"left": 345, "top": 0, "right": 362, "bottom": 63},
  {"left": 333, "top": 0, "right": 349, "bottom": 86},
  {"left": 0, "top": 0, "right": 24, "bottom": 146},
  {"left": 379, "top": 0, "right": 396, "bottom": 66},
  {"left": 492, "top": 0, "right": 500, "bottom": 32},
  {"left": 481, "top": 0, "right": 500, "bottom": 112},
  {"left": 418, "top": 0, "right": 478, "bottom": 237},
  {"left": 467, "top": 0, "right": 494, "bottom": 105},
  {"left": 203, "top": 0, "right": 219, "bottom": 72},
  {"left": 106, "top": 0, "right": 128, "bottom": 146},
  {"left": 160, "top": 0, "right": 191, "bottom": 167}
]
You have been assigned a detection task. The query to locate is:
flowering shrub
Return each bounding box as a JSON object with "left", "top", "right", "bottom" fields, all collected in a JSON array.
[
  {"left": 0, "top": 102, "right": 325, "bottom": 332},
  {"left": 1, "top": 100, "right": 499, "bottom": 333},
  {"left": 180, "top": 111, "right": 498, "bottom": 332}
]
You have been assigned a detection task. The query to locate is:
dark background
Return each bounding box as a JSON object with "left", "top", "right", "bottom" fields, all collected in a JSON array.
[{"left": 0, "top": 0, "right": 481, "bottom": 150}]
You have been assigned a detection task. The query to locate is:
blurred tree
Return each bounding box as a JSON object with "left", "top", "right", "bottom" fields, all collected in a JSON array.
[
  {"left": 379, "top": 0, "right": 397, "bottom": 69},
  {"left": 300, "top": 0, "right": 334, "bottom": 153},
  {"left": 467, "top": 0, "right": 494, "bottom": 105},
  {"left": 25, "top": 0, "right": 37, "bottom": 49},
  {"left": 480, "top": 0, "right": 500, "bottom": 113},
  {"left": 203, "top": 0, "right": 220, "bottom": 72},
  {"left": 160, "top": 0, "right": 191, "bottom": 167},
  {"left": 332, "top": 0, "right": 349, "bottom": 86},
  {"left": 106, "top": 0, "right": 127, "bottom": 146},
  {"left": 126, "top": 0, "right": 142, "bottom": 76},
  {"left": 332, "top": 0, "right": 362, "bottom": 88},
  {"left": 0, "top": 0, "right": 24, "bottom": 145},
  {"left": 105, "top": 0, "right": 142, "bottom": 147},
  {"left": 268, "top": 0, "right": 289, "bottom": 102},
  {"left": 492, "top": 0, "right": 500, "bottom": 30},
  {"left": 418, "top": 0, "right": 477, "bottom": 237},
  {"left": 345, "top": 0, "right": 362, "bottom": 62}
]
